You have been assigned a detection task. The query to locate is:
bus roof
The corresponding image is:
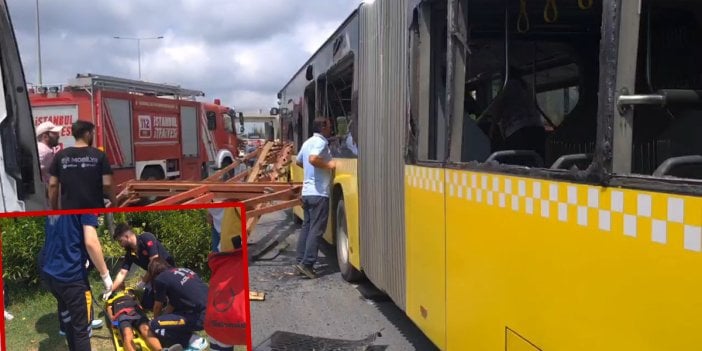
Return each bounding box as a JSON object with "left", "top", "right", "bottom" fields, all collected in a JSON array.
[{"left": 277, "top": 4, "right": 363, "bottom": 96}]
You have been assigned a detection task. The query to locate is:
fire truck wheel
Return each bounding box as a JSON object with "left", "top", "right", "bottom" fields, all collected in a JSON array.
[
  {"left": 141, "top": 167, "right": 164, "bottom": 180},
  {"left": 139, "top": 167, "right": 165, "bottom": 205},
  {"left": 335, "top": 199, "right": 364, "bottom": 283},
  {"left": 221, "top": 158, "right": 235, "bottom": 180}
]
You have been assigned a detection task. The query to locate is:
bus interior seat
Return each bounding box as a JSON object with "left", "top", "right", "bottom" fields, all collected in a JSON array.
[
  {"left": 652, "top": 155, "right": 702, "bottom": 180},
  {"left": 550, "top": 153, "right": 593, "bottom": 171},
  {"left": 485, "top": 150, "right": 544, "bottom": 168}
]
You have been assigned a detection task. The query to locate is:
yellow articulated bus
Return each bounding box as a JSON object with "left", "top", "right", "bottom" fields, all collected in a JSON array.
[{"left": 278, "top": 0, "right": 702, "bottom": 350}]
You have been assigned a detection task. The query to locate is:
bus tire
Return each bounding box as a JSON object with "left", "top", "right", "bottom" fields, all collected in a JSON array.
[{"left": 335, "top": 199, "right": 363, "bottom": 282}]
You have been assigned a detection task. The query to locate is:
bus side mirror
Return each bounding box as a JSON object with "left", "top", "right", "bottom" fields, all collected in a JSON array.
[{"left": 239, "top": 112, "right": 245, "bottom": 133}]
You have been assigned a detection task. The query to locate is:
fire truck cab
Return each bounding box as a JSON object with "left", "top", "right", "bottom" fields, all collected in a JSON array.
[
  {"left": 28, "top": 74, "right": 244, "bottom": 187},
  {"left": 202, "top": 99, "right": 246, "bottom": 171}
]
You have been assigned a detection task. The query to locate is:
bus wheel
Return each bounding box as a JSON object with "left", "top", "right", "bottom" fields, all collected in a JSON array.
[{"left": 335, "top": 199, "right": 363, "bottom": 282}]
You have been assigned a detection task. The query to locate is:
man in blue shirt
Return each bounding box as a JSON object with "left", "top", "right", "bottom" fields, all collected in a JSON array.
[
  {"left": 41, "top": 214, "right": 113, "bottom": 351},
  {"left": 294, "top": 117, "right": 336, "bottom": 278}
]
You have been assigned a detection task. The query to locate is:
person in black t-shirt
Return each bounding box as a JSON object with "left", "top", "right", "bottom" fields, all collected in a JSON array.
[
  {"left": 107, "top": 223, "right": 176, "bottom": 310},
  {"left": 48, "top": 120, "right": 117, "bottom": 210},
  {"left": 147, "top": 257, "right": 209, "bottom": 351}
]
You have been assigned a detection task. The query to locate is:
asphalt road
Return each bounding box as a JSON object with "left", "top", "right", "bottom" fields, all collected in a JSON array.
[{"left": 247, "top": 211, "right": 439, "bottom": 351}]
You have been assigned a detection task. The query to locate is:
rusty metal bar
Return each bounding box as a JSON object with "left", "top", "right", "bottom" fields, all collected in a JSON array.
[
  {"left": 118, "top": 141, "right": 303, "bottom": 228},
  {"left": 228, "top": 170, "right": 250, "bottom": 182},
  {"left": 183, "top": 193, "right": 216, "bottom": 205},
  {"left": 247, "top": 142, "right": 274, "bottom": 182},
  {"left": 246, "top": 204, "right": 266, "bottom": 234},
  {"left": 205, "top": 159, "right": 242, "bottom": 182},
  {"left": 148, "top": 185, "right": 209, "bottom": 206},
  {"left": 123, "top": 182, "right": 296, "bottom": 191},
  {"left": 238, "top": 187, "right": 301, "bottom": 208},
  {"left": 246, "top": 199, "right": 301, "bottom": 218}
]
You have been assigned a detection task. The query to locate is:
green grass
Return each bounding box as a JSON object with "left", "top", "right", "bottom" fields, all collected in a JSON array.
[
  {"left": 5, "top": 277, "right": 120, "bottom": 351},
  {"left": 5, "top": 275, "right": 248, "bottom": 351}
]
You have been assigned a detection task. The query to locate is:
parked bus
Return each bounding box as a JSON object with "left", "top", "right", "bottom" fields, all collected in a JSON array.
[{"left": 279, "top": 0, "right": 702, "bottom": 350}]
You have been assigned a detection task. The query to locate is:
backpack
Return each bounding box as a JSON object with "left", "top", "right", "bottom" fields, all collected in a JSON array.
[{"left": 204, "top": 248, "right": 248, "bottom": 346}]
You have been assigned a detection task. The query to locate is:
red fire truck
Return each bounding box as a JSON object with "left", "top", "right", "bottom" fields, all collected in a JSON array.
[{"left": 28, "top": 73, "right": 245, "bottom": 187}]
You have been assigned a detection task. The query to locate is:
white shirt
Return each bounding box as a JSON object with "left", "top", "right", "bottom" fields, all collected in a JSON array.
[
  {"left": 295, "top": 133, "right": 332, "bottom": 198},
  {"left": 209, "top": 207, "right": 225, "bottom": 233},
  {"left": 37, "top": 142, "right": 54, "bottom": 186}
]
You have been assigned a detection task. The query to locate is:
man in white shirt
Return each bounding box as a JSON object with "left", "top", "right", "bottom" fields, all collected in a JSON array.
[
  {"left": 35, "top": 121, "right": 63, "bottom": 186},
  {"left": 294, "top": 117, "right": 336, "bottom": 279}
]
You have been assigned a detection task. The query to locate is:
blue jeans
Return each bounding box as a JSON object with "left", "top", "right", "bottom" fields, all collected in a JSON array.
[
  {"left": 211, "top": 227, "right": 221, "bottom": 253},
  {"left": 296, "top": 195, "right": 330, "bottom": 267}
]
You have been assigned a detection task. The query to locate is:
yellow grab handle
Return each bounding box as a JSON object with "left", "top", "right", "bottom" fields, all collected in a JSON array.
[
  {"left": 518, "top": 0, "right": 530, "bottom": 33},
  {"left": 578, "top": 0, "right": 593, "bottom": 10},
  {"left": 544, "top": 0, "right": 558, "bottom": 23}
]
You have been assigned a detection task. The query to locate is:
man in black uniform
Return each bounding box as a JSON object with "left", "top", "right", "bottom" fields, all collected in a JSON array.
[
  {"left": 48, "top": 120, "right": 117, "bottom": 210},
  {"left": 107, "top": 223, "right": 175, "bottom": 310},
  {"left": 148, "top": 257, "right": 209, "bottom": 351}
]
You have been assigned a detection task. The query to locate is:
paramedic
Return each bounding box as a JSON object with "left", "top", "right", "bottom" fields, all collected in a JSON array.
[
  {"left": 294, "top": 117, "right": 336, "bottom": 279},
  {"left": 108, "top": 223, "right": 176, "bottom": 310},
  {"left": 148, "top": 257, "right": 209, "bottom": 351},
  {"left": 41, "top": 214, "right": 113, "bottom": 351},
  {"left": 48, "top": 120, "right": 118, "bottom": 210}
]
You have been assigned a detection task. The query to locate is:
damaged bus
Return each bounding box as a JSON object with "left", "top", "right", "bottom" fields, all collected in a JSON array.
[{"left": 280, "top": 0, "right": 702, "bottom": 349}]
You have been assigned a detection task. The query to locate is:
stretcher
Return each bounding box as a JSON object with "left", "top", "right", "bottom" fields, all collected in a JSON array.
[{"left": 102, "top": 288, "right": 153, "bottom": 351}]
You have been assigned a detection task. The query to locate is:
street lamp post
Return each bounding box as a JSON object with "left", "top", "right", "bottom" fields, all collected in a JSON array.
[
  {"left": 36, "top": 0, "right": 42, "bottom": 85},
  {"left": 112, "top": 36, "right": 164, "bottom": 80}
]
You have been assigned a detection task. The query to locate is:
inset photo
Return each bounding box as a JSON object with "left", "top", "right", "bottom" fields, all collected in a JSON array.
[{"left": 0, "top": 205, "right": 250, "bottom": 351}]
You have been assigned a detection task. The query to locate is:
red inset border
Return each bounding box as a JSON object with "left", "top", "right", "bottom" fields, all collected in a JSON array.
[{"left": 0, "top": 201, "right": 251, "bottom": 351}]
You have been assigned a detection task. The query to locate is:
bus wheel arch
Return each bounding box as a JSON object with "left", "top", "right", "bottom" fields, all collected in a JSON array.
[{"left": 334, "top": 188, "right": 364, "bottom": 282}]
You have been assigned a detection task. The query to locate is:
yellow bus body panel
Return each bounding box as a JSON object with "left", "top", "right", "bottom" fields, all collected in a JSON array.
[
  {"left": 405, "top": 166, "right": 447, "bottom": 350},
  {"left": 289, "top": 155, "right": 361, "bottom": 269},
  {"left": 405, "top": 165, "right": 702, "bottom": 350}
]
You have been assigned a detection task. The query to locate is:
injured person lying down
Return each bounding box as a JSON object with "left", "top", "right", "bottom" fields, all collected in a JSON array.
[{"left": 106, "top": 288, "right": 183, "bottom": 351}]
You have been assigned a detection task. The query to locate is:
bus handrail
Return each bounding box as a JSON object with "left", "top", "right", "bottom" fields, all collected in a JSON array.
[
  {"left": 486, "top": 150, "right": 544, "bottom": 168},
  {"left": 653, "top": 155, "right": 702, "bottom": 178},
  {"left": 617, "top": 89, "right": 702, "bottom": 114}
]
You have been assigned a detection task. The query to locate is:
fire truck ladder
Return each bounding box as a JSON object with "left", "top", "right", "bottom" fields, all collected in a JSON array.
[
  {"left": 115, "top": 141, "right": 300, "bottom": 235},
  {"left": 66, "top": 73, "right": 206, "bottom": 99}
]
